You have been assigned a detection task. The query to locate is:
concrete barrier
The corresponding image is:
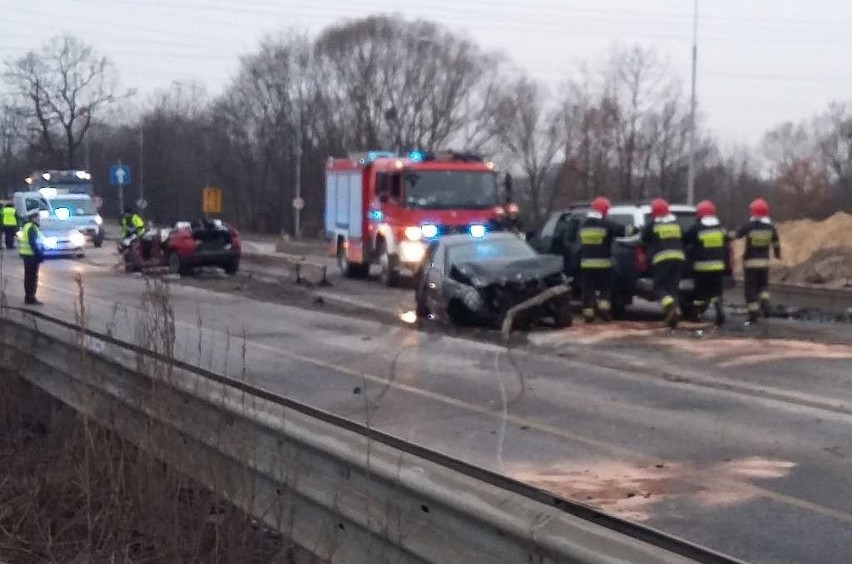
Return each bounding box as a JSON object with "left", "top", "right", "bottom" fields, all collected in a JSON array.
[{"left": 241, "top": 251, "right": 330, "bottom": 286}]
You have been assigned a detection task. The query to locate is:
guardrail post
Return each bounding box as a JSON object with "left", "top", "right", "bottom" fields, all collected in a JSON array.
[{"left": 319, "top": 265, "right": 330, "bottom": 287}]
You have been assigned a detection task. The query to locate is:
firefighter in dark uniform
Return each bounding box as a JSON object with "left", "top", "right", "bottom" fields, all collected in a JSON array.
[
  {"left": 641, "top": 198, "right": 686, "bottom": 328},
  {"left": 683, "top": 200, "right": 729, "bottom": 325},
  {"left": 578, "top": 197, "right": 629, "bottom": 323},
  {"left": 19, "top": 208, "right": 45, "bottom": 306},
  {"left": 732, "top": 198, "right": 781, "bottom": 323}
]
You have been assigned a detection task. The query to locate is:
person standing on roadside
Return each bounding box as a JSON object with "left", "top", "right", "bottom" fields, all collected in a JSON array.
[
  {"left": 19, "top": 208, "right": 45, "bottom": 306},
  {"left": 683, "top": 200, "right": 729, "bottom": 325},
  {"left": 641, "top": 198, "right": 686, "bottom": 329},
  {"left": 1, "top": 202, "right": 18, "bottom": 250},
  {"left": 731, "top": 198, "right": 781, "bottom": 324}
]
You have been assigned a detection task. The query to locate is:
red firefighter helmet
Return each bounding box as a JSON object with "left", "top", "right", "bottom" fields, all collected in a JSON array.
[
  {"left": 591, "top": 196, "right": 612, "bottom": 216},
  {"left": 696, "top": 200, "right": 717, "bottom": 219},
  {"left": 749, "top": 198, "right": 769, "bottom": 218},
  {"left": 650, "top": 198, "right": 670, "bottom": 218}
]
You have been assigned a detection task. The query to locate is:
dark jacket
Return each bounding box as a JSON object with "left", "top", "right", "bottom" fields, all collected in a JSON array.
[
  {"left": 578, "top": 212, "right": 628, "bottom": 269},
  {"left": 734, "top": 218, "right": 781, "bottom": 269},
  {"left": 640, "top": 216, "right": 685, "bottom": 265},
  {"left": 683, "top": 217, "right": 730, "bottom": 274}
]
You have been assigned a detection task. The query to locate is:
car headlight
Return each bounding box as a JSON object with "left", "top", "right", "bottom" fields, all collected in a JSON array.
[
  {"left": 469, "top": 224, "right": 487, "bottom": 238},
  {"left": 69, "top": 231, "right": 85, "bottom": 247},
  {"left": 94, "top": 215, "right": 103, "bottom": 225},
  {"left": 420, "top": 224, "right": 439, "bottom": 238},
  {"left": 404, "top": 226, "right": 422, "bottom": 241},
  {"left": 43, "top": 236, "right": 58, "bottom": 250}
]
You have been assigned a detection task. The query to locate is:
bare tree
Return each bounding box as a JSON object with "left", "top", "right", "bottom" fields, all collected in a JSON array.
[
  {"left": 314, "top": 16, "right": 494, "bottom": 152},
  {"left": 3, "top": 35, "right": 128, "bottom": 168},
  {"left": 493, "top": 77, "right": 565, "bottom": 224}
]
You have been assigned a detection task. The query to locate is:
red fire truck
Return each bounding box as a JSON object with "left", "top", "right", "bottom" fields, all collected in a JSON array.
[{"left": 325, "top": 150, "right": 514, "bottom": 286}]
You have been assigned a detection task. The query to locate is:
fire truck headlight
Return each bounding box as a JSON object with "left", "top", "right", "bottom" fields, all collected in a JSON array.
[
  {"left": 404, "top": 226, "right": 422, "bottom": 241},
  {"left": 400, "top": 241, "right": 426, "bottom": 263},
  {"left": 420, "top": 224, "right": 438, "bottom": 238}
]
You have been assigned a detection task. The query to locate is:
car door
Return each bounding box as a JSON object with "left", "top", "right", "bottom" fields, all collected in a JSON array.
[{"left": 529, "top": 213, "right": 561, "bottom": 254}]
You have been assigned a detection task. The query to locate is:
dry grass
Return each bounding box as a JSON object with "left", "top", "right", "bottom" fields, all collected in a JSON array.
[{"left": 0, "top": 277, "right": 313, "bottom": 563}]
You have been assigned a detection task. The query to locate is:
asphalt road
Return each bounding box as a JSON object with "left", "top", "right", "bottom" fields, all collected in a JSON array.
[{"left": 4, "top": 247, "right": 852, "bottom": 564}]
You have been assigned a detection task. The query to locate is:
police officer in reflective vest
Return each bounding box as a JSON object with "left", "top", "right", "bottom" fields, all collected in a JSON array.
[
  {"left": 683, "top": 200, "right": 729, "bottom": 325},
  {"left": 19, "top": 209, "right": 45, "bottom": 306},
  {"left": 732, "top": 198, "right": 781, "bottom": 323},
  {"left": 641, "top": 198, "right": 686, "bottom": 328},
  {"left": 1, "top": 202, "right": 17, "bottom": 249},
  {"left": 578, "top": 197, "right": 629, "bottom": 323},
  {"left": 120, "top": 207, "right": 145, "bottom": 239}
]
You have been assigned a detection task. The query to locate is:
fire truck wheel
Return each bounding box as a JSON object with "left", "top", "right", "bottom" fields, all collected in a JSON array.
[
  {"left": 338, "top": 245, "right": 368, "bottom": 278},
  {"left": 378, "top": 245, "right": 400, "bottom": 287}
]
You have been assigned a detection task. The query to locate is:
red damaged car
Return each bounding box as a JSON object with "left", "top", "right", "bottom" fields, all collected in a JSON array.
[{"left": 122, "top": 219, "right": 241, "bottom": 275}]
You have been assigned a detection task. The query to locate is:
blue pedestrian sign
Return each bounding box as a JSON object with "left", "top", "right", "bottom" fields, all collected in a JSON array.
[{"left": 110, "top": 164, "right": 131, "bottom": 186}]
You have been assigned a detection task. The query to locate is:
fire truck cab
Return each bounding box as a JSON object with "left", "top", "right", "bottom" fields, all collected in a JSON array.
[{"left": 325, "top": 150, "right": 513, "bottom": 286}]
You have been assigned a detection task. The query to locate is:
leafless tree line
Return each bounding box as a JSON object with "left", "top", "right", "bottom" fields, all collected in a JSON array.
[{"left": 2, "top": 16, "right": 851, "bottom": 233}]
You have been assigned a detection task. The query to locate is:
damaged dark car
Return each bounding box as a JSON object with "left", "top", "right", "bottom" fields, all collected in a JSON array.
[{"left": 415, "top": 232, "right": 572, "bottom": 328}]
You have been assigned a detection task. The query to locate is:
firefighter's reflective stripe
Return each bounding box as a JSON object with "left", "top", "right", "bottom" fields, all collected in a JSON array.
[
  {"left": 598, "top": 299, "right": 612, "bottom": 312},
  {"left": 747, "top": 302, "right": 760, "bottom": 312},
  {"left": 652, "top": 249, "right": 686, "bottom": 264},
  {"left": 748, "top": 229, "right": 774, "bottom": 247},
  {"left": 744, "top": 258, "right": 770, "bottom": 269},
  {"left": 579, "top": 227, "right": 607, "bottom": 246},
  {"left": 760, "top": 291, "right": 771, "bottom": 301},
  {"left": 694, "top": 260, "right": 726, "bottom": 272},
  {"left": 653, "top": 223, "right": 682, "bottom": 240},
  {"left": 661, "top": 295, "right": 676, "bottom": 308},
  {"left": 580, "top": 258, "right": 613, "bottom": 269},
  {"left": 698, "top": 229, "right": 725, "bottom": 248}
]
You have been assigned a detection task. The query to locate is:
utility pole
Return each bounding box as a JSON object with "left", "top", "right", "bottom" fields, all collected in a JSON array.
[
  {"left": 294, "top": 119, "right": 302, "bottom": 239},
  {"left": 686, "top": 0, "right": 699, "bottom": 205},
  {"left": 139, "top": 126, "right": 145, "bottom": 204}
]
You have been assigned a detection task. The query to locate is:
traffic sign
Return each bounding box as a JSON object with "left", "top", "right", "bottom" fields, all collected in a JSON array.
[
  {"left": 202, "top": 186, "right": 222, "bottom": 214},
  {"left": 292, "top": 196, "right": 305, "bottom": 210},
  {"left": 110, "top": 164, "right": 131, "bottom": 186},
  {"left": 136, "top": 199, "right": 148, "bottom": 210}
]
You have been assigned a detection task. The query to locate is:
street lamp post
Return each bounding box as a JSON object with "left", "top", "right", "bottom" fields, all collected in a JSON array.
[{"left": 687, "top": 0, "right": 699, "bottom": 205}]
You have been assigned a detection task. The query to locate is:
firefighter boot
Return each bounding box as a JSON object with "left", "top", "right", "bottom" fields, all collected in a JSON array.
[
  {"left": 713, "top": 298, "right": 726, "bottom": 326},
  {"left": 759, "top": 291, "right": 772, "bottom": 319},
  {"left": 598, "top": 300, "right": 612, "bottom": 323},
  {"left": 662, "top": 296, "right": 679, "bottom": 329}
]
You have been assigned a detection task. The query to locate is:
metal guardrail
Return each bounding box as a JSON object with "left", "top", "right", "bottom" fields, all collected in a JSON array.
[{"left": 0, "top": 307, "right": 741, "bottom": 563}]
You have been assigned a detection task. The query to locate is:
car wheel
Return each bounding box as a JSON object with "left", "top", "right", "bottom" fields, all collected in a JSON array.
[
  {"left": 223, "top": 258, "right": 240, "bottom": 275},
  {"left": 612, "top": 302, "right": 627, "bottom": 320},
  {"left": 553, "top": 295, "right": 573, "bottom": 328},
  {"left": 167, "top": 252, "right": 184, "bottom": 275},
  {"left": 378, "top": 244, "right": 400, "bottom": 287}
]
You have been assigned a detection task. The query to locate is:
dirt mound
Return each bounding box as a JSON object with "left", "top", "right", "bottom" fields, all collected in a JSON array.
[
  {"left": 732, "top": 212, "right": 852, "bottom": 282},
  {"left": 774, "top": 247, "right": 852, "bottom": 288}
]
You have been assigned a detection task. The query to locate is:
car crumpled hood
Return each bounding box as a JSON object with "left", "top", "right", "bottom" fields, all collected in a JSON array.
[{"left": 456, "top": 255, "right": 564, "bottom": 287}]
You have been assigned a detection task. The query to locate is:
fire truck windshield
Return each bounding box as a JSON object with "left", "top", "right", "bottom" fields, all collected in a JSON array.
[{"left": 403, "top": 171, "right": 498, "bottom": 210}]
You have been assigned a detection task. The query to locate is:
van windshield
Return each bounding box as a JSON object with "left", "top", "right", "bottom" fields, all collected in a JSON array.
[{"left": 50, "top": 198, "right": 97, "bottom": 216}]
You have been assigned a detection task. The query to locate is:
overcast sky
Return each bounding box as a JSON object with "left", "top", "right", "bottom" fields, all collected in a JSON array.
[{"left": 2, "top": 0, "right": 851, "bottom": 145}]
